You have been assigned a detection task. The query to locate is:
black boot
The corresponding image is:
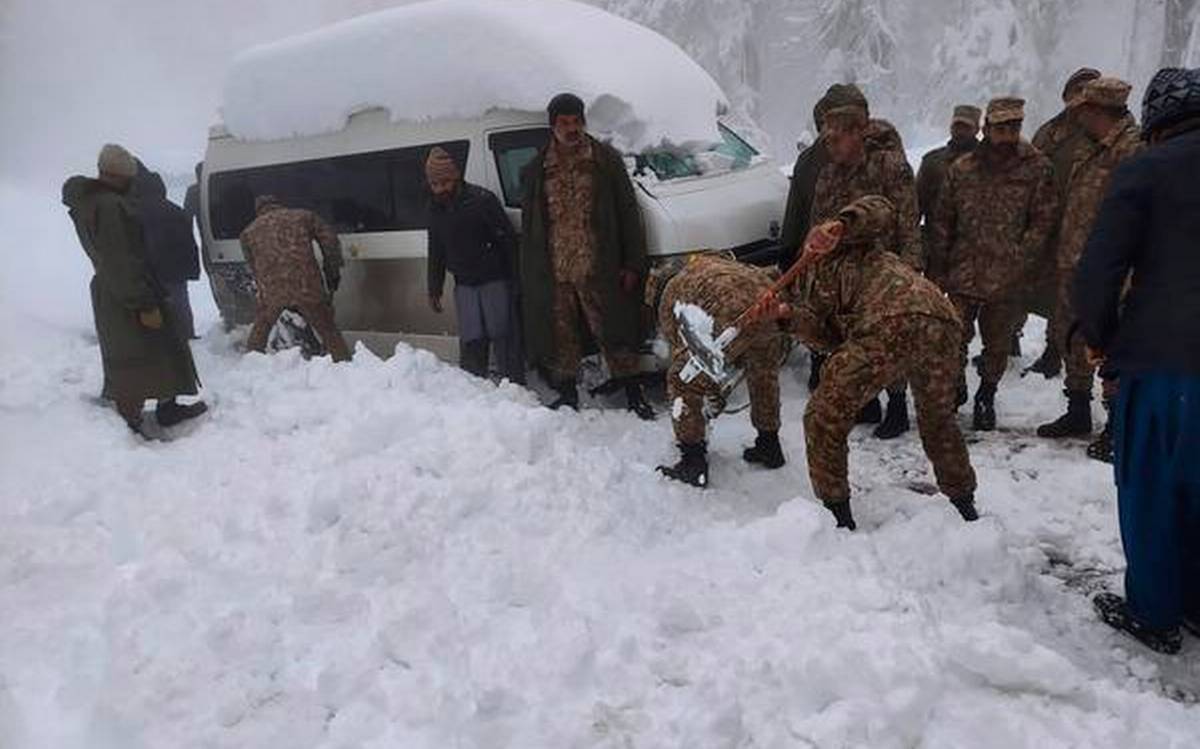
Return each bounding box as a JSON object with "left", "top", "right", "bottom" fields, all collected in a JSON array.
[
  {"left": 624, "top": 379, "right": 655, "bottom": 421},
  {"left": 549, "top": 380, "right": 579, "bottom": 411},
  {"left": 972, "top": 383, "right": 997, "bottom": 432},
  {"left": 155, "top": 398, "right": 209, "bottom": 427},
  {"left": 1094, "top": 593, "right": 1182, "bottom": 655},
  {"left": 873, "top": 391, "right": 910, "bottom": 440},
  {"left": 956, "top": 382, "right": 969, "bottom": 409},
  {"left": 658, "top": 441, "right": 709, "bottom": 488},
  {"left": 1087, "top": 399, "right": 1114, "bottom": 463},
  {"left": 1025, "top": 343, "right": 1062, "bottom": 378},
  {"left": 856, "top": 396, "right": 883, "bottom": 425},
  {"left": 1036, "top": 390, "right": 1092, "bottom": 438},
  {"left": 743, "top": 430, "right": 785, "bottom": 469},
  {"left": 949, "top": 495, "right": 979, "bottom": 522},
  {"left": 825, "top": 500, "right": 856, "bottom": 530}
]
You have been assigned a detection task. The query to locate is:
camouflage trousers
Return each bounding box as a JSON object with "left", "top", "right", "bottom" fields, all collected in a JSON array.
[
  {"left": 247, "top": 301, "right": 352, "bottom": 363},
  {"left": 1054, "top": 269, "right": 1096, "bottom": 394},
  {"left": 550, "top": 281, "right": 639, "bottom": 381},
  {"left": 804, "top": 315, "right": 977, "bottom": 503},
  {"left": 950, "top": 295, "right": 1023, "bottom": 388},
  {"left": 668, "top": 335, "right": 782, "bottom": 445}
]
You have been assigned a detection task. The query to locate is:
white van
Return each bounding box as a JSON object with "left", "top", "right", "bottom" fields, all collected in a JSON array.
[{"left": 199, "top": 0, "right": 789, "bottom": 361}]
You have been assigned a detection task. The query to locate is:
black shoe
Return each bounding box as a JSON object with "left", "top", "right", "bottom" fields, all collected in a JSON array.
[
  {"left": 972, "top": 384, "right": 996, "bottom": 432},
  {"left": 1183, "top": 614, "right": 1200, "bottom": 638},
  {"left": 956, "top": 384, "right": 969, "bottom": 409},
  {"left": 155, "top": 399, "right": 208, "bottom": 427},
  {"left": 825, "top": 500, "right": 856, "bottom": 530},
  {"left": 743, "top": 430, "right": 785, "bottom": 469},
  {"left": 873, "top": 392, "right": 910, "bottom": 440},
  {"left": 950, "top": 496, "right": 979, "bottom": 522},
  {"left": 1087, "top": 426, "right": 1114, "bottom": 464},
  {"left": 1025, "top": 345, "right": 1062, "bottom": 378},
  {"left": 1036, "top": 390, "right": 1092, "bottom": 438},
  {"left": 549, "top": 381, "right": 579, "bottom": 411},
  {"left": 857, "top": 397, "right": 883, "bottom": 425},
  {"left": 657, "top": 441, "right": 708, "bottom": 488},
  {"left": 1093, "top": 593, "right": 1182, "bottom": 654},
  {"left": 625, "top": 380, "right": 655, "bottom": 421}
]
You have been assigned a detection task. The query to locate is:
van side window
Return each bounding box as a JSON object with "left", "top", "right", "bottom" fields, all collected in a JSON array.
[
  {"left": 488, "top": 129, "right": 550, "bottom": 208},
  {"left": 208, "top": 140, "right": 471, "bottom": 240}
]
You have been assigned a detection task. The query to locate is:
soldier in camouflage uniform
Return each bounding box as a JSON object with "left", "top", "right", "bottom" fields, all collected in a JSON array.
[
  {"left": 1025, "top": 67, "right": 1103, "bottom": 377},
  {"left": 917, "top": 105, "right": 981, "bottom": 285},
  {"left": 1037, "top": 78, "right": 1143, "bottom": 440},
  {"left": 930, "top": 97, "right": 1057, "bottom": 431},
  {"left": 649, "top": 254, "right": 787, "bottom": 487},
  {"left": 783, "top": 195, "right": 979, "bottom": 530},
  {"left": 240, "top": 195, "right": 351, "bottom": 362},
  {"left": 809, "top": 86, "right": 922, "bottom": 441}
]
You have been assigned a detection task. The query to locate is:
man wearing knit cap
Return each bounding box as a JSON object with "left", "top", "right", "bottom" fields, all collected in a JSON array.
[
  {"left": 518, "top": 92, "right": 654, "bottom": 419},
  {"left": 917, "top": 104, "right": 981, "bottom": 285},
  {"left": 62, "top": 143, "right": 206, "bottom": 436},
  {"left": 1076, "top": 67, "right": 1200, "bottom": 655},
  {"left": 240, "top": 195, "right": 350, "bottom": 362},
  {"left": 426, "top": 146, "right": 523, "bottom": 383},
  {"left": 1038, "top": 78, "right": 1142, "bottom": 443},
  {"left": 809, "top": 82, "right": 922, "bottom": 440},
  {"left": 1024, "top": 66, "right": 1103, "bottom": 377},
  {"left": 930, "top": 96, "right": 1057, "bottom": 431}
]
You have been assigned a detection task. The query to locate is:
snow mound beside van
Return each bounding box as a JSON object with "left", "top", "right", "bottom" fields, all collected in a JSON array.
[{"left": 220, "top": 0, "right": 728, "bottom": 153}]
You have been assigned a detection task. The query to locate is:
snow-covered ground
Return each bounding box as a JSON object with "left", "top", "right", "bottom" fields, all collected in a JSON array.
[{"left": 3, "top": 184, "right": 1200, "bottom": 747}]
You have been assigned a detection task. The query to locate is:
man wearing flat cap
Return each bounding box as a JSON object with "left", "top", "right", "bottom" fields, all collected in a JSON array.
[
  {"left": 1038, "top": 78, "right": 1143, "bottom": 442},
  {"left": 1025, "top": 67, "right": 1104, "bottom": 377},
  {"left": 808, "top": 83, "right": 922, "bottom": 440},
  {"left": 62, "top": 143, "right": 206, "bottom": 435},
  {"left": 518, "top": 92, "right": 654, "bottom": 419},
  {"left": 930, "top": 96, "right": 1057, "bottom": 431},
  {"left": 917, "top": 104, "right": 981, "bottom": 285},
  {"left": 426, "top": 146, "right": 524, "bottom": 383}
]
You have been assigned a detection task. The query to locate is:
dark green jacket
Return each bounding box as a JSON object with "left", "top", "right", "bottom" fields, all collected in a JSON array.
[
  {"left": 518, "top": 136, "right": 648, "bottom": 368},
  {"left": 779, "top": 139, "right": 829, "bottom": 270},
  {"left": 63, "top": 176, "right": 199, "bottom": 402}
]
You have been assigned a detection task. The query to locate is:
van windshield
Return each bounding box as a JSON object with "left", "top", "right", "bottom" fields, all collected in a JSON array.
[{"left": 634, "top": 124, "right": 759, "bottom": 181}]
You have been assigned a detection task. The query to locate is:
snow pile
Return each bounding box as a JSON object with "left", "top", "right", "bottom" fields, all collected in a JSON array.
[{"left": 220, "top": 0, "right": 728, "bottom": 153}]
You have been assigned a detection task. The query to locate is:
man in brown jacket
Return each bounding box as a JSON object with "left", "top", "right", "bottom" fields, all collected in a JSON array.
[
  {"left": 917, "top": 105, "right": 981, "bottom": 284},
  {"left": 240, "top": 196, "right": 351, "bottom": 362},
  {"left": 930, "top": 97, "right": 1057, "bottom": 431},
  {"left": 1025, "top": 67, "right": 1103, "bottom": 376},
  {"left": 809, "top": 85, "right": 922, "bottom": 440},
  {"left": 650, "top": 254, "right": 787, "bottom": 488},
  {"left": 783, "top": 195, "right": 979, "bottom": 530},
  {"left": 1037, "top": 78, "right": 1143, "bottom": 440}
]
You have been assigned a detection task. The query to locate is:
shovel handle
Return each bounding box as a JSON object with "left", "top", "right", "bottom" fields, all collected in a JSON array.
[{"left": 736, "top": 221, "right": 843, "bottom": 327}]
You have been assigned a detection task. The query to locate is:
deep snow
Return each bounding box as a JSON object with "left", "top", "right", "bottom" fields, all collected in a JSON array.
[
  {"left": 2, "top": 191, "right": 1200, "bottom": 746},
  {"left": 221, "top": 0, "right": 727, "bottom": 152}
]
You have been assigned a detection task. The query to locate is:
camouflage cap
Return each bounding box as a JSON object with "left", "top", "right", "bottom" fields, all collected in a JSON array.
[
  {"left": 644, "top": 255, "right": 688, "bottom": 310},
  {"left": 951, "top": 105, "right": 982, "bottom": 128},
  {"left": 985, "top": 96, "right": 1025, "bottom": 125},
  {"left": 837, "top": 194, "right": 895, "bottom": 244},
  {"left": 1068, "top": 76, "right": 1133, "bottom": 110},
  {"left": 254, "top": 195, "right": 284, "bottom": 214},
  {"left": 819, "top": 83, "right": 870, "bottom": 128},
  {"left": 1063, "top": 67, "right": 1102, "bottom": 98}
]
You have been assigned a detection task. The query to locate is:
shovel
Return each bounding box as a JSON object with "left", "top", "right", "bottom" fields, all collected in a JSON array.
[{"left": 675, "top": 221, "right": 843, "bottom": 386}]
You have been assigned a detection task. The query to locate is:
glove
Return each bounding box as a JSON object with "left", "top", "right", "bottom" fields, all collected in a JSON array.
[{"left": 138, "top": 306, "right": 164, "bottom": 330}]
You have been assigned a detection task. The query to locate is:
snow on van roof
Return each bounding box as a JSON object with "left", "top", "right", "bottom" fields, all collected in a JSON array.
[{"left": 220, "top": 0, "right": 728, "bottom": 153}]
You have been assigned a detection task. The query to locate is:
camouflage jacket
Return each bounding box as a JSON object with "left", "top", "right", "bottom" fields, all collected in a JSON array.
[
  {"left": 917, "top": 140, "right": 978, "bottom": 225},
  {"left": 1033, "top": 110, "right": 1098, "bottom": 202},
  {"left": 659, "top": 254, "right": 780, "bottom": 367},
  {"left": 809, "top": 145, "right": 922, "bottom": 270},
  {"left": 788, "top": 197, "right": 960, "bottom": 353},
  {"left": 1057, "top": 115, "right": 1144, "bottom": 273},
  {"left": 239, "top": 205, "right": 343, "bottom": 307},
  {"left": 544, "top": 138, "right": 596, "bottom": 284},
  {"left": 929, "top": 141, "right": 1057, "bottom": 302}
]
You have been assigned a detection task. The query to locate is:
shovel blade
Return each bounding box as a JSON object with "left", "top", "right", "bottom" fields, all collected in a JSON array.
[{"left": 674, "top": 305, "right": 738, "bottom": 386}]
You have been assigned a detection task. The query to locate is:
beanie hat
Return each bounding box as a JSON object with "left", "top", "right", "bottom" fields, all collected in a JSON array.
[
  {"left": 424, "top": 146, "right": 461, "bottom": 183},
  {"left": 547, "top": 93, "right": 586, "bottom": 125},
  {"left": 97, "top": 143, "right": 138, "bottom": 178},
  {"left": 1141, "top": 67, "right": 1200, "bottom": 138}
]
